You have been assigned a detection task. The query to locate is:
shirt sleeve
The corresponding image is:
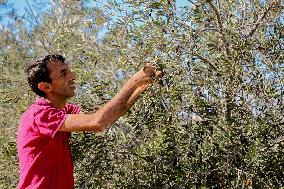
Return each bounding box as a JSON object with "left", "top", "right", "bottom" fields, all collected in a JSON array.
[
  {"left": 65, "top": 104, "right": 80, "bottom": 114},
  {"left": 33, "top": 107, "right": 67, "bottom": 137}
]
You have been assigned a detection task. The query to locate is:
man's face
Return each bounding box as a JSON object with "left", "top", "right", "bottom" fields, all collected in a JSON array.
[{"left": 47, "top": 60, "right": 76, "bottom": 99}]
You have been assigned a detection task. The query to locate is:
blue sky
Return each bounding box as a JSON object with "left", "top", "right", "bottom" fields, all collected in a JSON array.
[
  {"left": 2, "top": 0, "right": 189, "bottom": 17},
  {"left": 0, "top": 0, "right": 189, "bottom": 37},
  {"left": 8, "top": 0, "right": 27, "bottom": 15}
]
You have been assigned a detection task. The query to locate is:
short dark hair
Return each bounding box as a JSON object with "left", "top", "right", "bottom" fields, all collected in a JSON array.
[{"left": 26, "top": 54, "right": 65, "bottom": 97}]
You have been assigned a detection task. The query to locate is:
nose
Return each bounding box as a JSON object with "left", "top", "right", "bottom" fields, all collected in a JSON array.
[{"left": 69, "top": 70, "right": 76, "bottom": 81}]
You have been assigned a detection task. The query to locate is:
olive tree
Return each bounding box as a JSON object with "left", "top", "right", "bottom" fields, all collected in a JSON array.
[{"left": 0, "top": 0, "right": 283, "bottom": 188}]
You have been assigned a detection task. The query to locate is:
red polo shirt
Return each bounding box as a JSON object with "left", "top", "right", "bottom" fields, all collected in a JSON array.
[{"left": 17, "top": 97, "right": 80, "bottom": 189}]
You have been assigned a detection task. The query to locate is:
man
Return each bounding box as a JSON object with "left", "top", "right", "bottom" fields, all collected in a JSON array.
[{"left": 17, "top": 54, "right": 161, "bottom": 189}]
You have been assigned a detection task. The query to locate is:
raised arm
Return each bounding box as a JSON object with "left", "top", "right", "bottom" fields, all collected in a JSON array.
[{"left": 59, "top": 64, "right": 160, "bottom": 132}]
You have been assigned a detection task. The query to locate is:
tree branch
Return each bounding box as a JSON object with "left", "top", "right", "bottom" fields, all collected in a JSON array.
[
  {"left": 247, "top": 5, "right": 272, "bottom": 37},
  {"left": 206, "top": 0, "right": 223, "bottom": 34},
  {"left": 192, "top": 52, "right": 218, "bottom": 72},
  {"left": 206, "top": 0, "right": 231, "bottom": 56},
  {"left": 25, "top": 0, "right": 52, "bottom": 53}
]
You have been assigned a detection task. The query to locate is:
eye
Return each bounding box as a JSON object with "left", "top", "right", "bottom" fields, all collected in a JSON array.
[{"left": 59, "top": 70, "right": 67, "bottom": 77}]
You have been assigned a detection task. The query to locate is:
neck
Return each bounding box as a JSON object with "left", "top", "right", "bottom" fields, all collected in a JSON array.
[{"left": 45, "top": 95, "right": 67, "bottom": 109}]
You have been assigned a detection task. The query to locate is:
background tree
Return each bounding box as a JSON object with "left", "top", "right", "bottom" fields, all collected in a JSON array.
[{"left": 0, "top": 0, "right": 283, "bottom": 188}]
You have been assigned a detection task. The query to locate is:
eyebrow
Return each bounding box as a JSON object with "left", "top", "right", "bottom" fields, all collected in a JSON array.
[
  {"left": 60, "top": 68, "right": 67, "bottom": 73},
  {"left": 58, "top": 66, "right": 70, "bottom": 76}
]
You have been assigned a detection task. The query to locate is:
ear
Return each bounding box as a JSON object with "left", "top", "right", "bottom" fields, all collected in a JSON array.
[{"left": 38, "top": 82, "right": 50, "bottom": 93}]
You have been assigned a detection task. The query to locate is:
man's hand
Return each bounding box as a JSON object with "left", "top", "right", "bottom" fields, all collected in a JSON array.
[
  {"left": 128, "top": 64, "right": 163, "bottom": 89},
  {"left": 121, "top": 64, "right": 164, "bottom": 115},
  {"left": 143, "top": 63, "right": 164, "bottom": 78}
]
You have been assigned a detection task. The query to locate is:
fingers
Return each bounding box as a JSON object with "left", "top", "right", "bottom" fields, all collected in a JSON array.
[
  {"left": 143, "top": 64, "right": 164, "bottom": 79},
  {"left": 143, "top": 64, "right": 156, "bottom": 77},
  {"left": 138, "top": 84, "right": 150, "bottom": 93},
  {"left": 138, "top": 77, "right": 154, "bottom": 87},
  {"left": 155, "top": 70, "right": 164, "bottom": 79}
]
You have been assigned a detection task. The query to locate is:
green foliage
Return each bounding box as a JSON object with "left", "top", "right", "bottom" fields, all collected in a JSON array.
[{"left": 1, "top": 0, "right": 284, "bottom": 188}]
